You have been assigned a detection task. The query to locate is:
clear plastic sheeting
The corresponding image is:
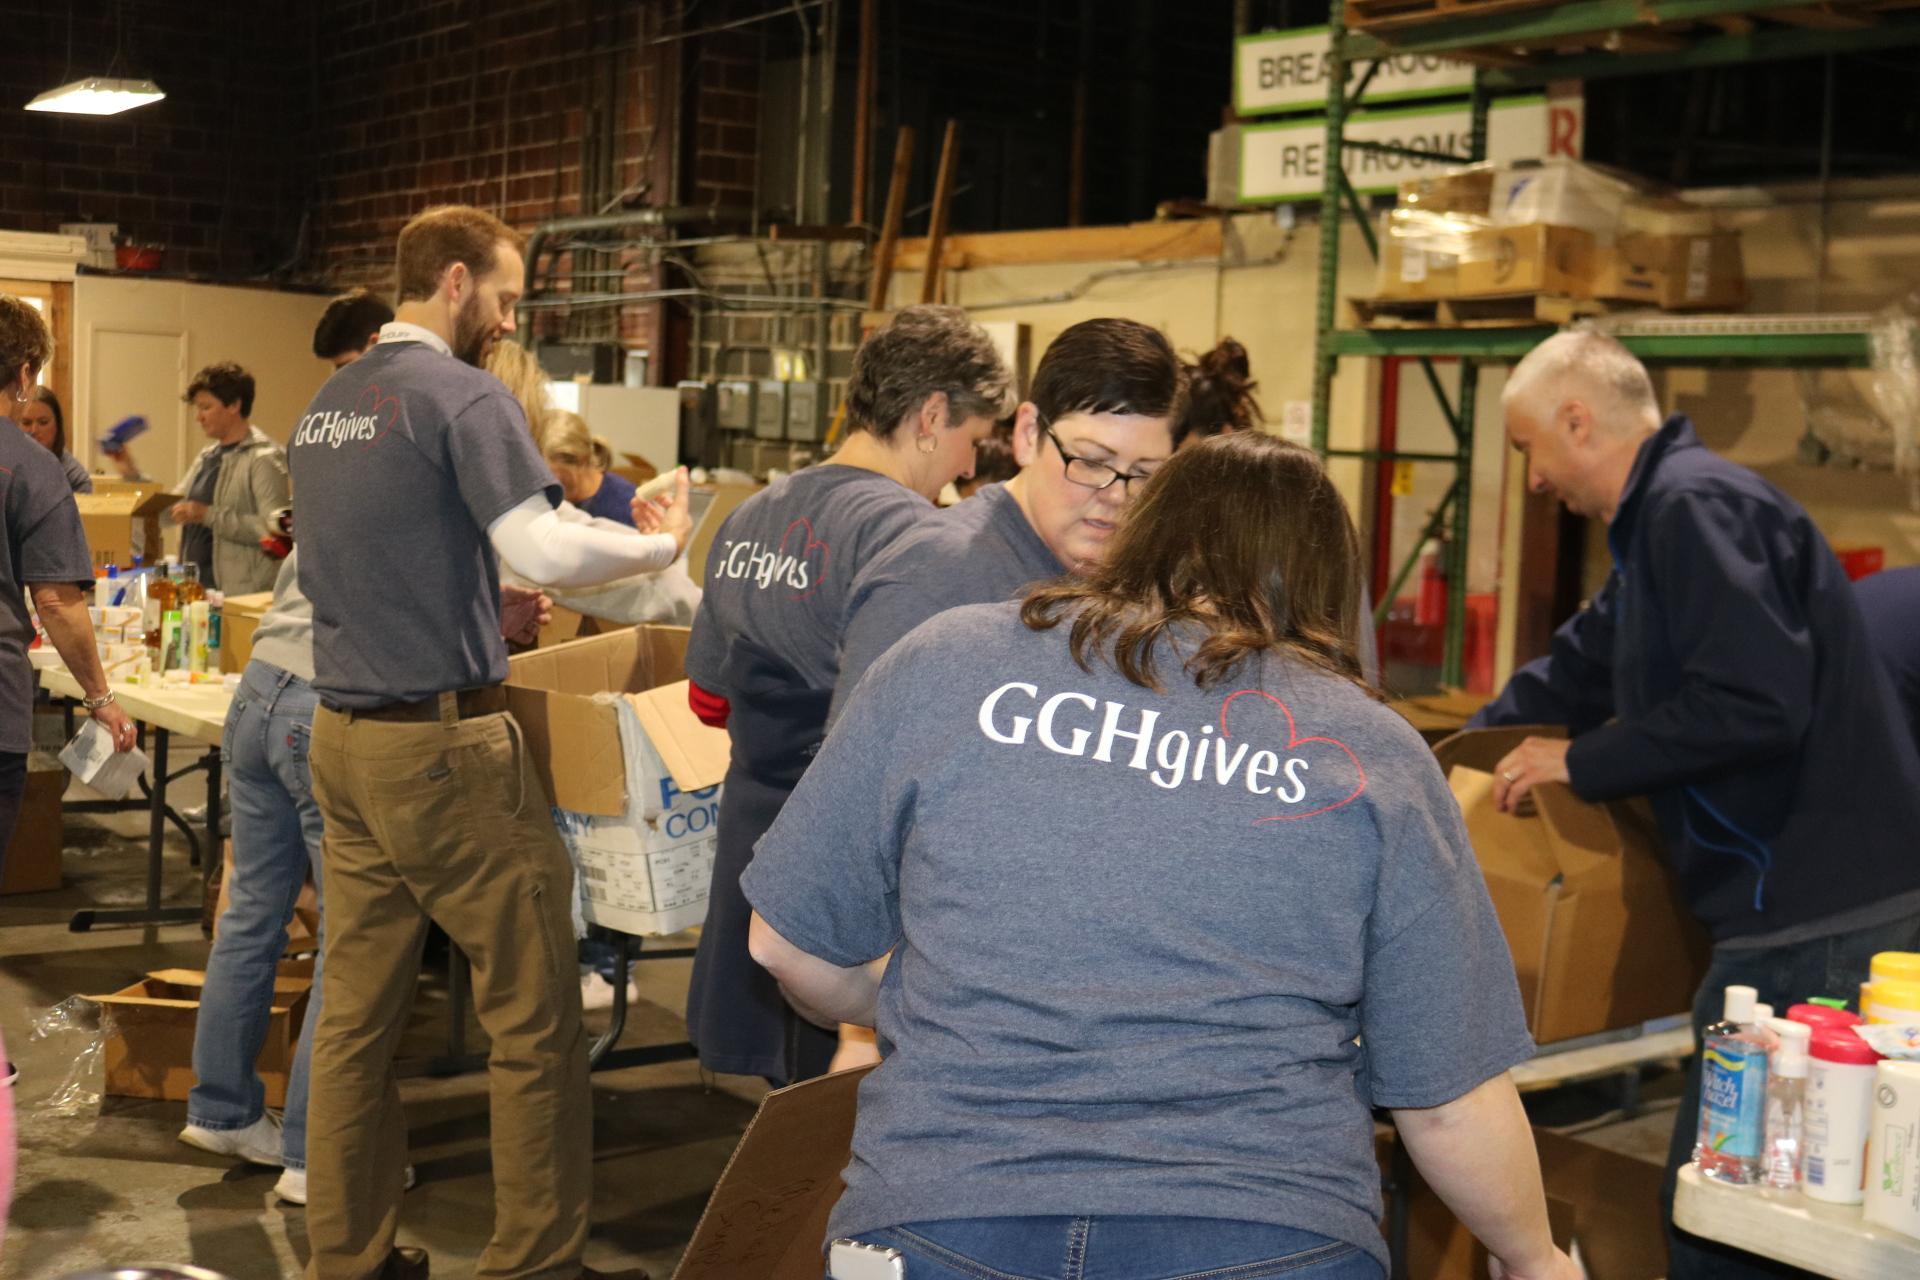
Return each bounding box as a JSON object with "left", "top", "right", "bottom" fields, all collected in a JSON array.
[
  {"left": 27, "top": 995, "right": 108, "bottom": 1117},
  {"left": 1869, "top": 295, "right": 1920, "bottom": 510}
]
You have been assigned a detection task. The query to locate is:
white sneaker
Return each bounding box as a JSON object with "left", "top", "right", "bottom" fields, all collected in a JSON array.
[
  {"left": 179, "top": 1112, "right": 285, "bottom": 1166},
  {"left": 580, "top": 971, "right": 641, "bottom": 1011},
  {"left": 273, "top": 1163, "right": 415, "bottom": 1206}
]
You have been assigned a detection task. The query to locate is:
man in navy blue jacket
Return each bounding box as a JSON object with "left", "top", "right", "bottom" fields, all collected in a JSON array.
[
  {"left": 1471, "top": 330, "right": 1920, "bottom": 1280},
  {"left": 1856, "top": 564, "right": 1920, "bottom": 760}
]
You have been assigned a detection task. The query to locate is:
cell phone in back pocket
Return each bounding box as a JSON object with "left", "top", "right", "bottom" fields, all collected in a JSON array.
[{"left": 828, "top": 1237, "right": 905, "bottom": 1280}]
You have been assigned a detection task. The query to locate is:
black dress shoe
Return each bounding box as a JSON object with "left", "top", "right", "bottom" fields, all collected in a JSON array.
[{"left": 380, "top": 1247, "right": 430, "bottom": 1280}]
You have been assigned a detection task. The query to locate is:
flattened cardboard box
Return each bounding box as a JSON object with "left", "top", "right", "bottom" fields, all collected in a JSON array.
[
  {"left": 1435, "top": 726, "right": 1707, "bottom": 1045},
  {"left": 674, "top": 1066, "right": 871, "bottom": 1280},
  {"left": 506, "top": 625, "right": 730, "bottom": 937},
  {"left": 91, "top": 960, "right": 313, "bottom": 1107},
  {"left": 1387, "top": 689, "right": 1489, "bottom": 746}
]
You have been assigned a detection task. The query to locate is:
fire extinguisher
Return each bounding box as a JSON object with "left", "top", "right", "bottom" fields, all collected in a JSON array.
[{"left": 1415, "top": 537, "right": 1448, "bottom": 628}]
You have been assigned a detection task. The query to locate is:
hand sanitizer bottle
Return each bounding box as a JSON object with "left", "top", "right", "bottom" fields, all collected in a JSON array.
[
  {"left": 1763, "top": 1017, "right": 1810, "bottom": 1191},
  {"left": 1697, "top": 984, "right": 1770, "bottom": 1185}
]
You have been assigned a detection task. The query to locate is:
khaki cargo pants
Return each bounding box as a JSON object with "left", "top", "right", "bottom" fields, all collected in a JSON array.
[{"left": 304, "top": 698, "right": 589, "bottom": 1280}]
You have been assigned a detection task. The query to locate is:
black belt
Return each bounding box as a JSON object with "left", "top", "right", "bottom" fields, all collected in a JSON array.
[{"left": 321, "top": 685, "right": 509, "bottom": 723}]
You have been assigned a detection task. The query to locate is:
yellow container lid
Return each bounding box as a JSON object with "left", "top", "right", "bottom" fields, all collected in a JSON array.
[
  {"left": 1872, "top": 952, "right": 1920, "bottom": 984},
  {"left": 1865, "top": 978, "right": 1920, "bottom": 1023}
]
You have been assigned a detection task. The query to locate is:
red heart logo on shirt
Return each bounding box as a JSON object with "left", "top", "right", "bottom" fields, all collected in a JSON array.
[
  {"left": 356, "top": 383, "right": 403, "bottom": 449},
  {"left": 777, "top": 517, "right": 831, "bottom": 600},
  {"left": 1218, "top": 689, "right": 1368, "bottom": 822}
]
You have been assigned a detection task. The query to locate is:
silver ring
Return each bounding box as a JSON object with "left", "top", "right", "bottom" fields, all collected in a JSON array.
[{"left": 1502, "top": 770, "right": 1518, "bottom": 783}]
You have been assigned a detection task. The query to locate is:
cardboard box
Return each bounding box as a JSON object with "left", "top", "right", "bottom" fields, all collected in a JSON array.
[
  {"left": 1385, "top": 1129, "right": 1665, "bottom": 1280},
  {"left": 1456, "top": 224, "right": 1597, "bottom": 299},
  {"left": 675, "top": 1068, "right": 1660, "bottom": 1280},
  {"left": 505, "top": 626, "right": 730, "bottom": 936},
  {"left": 74, "top": 483, "right": 175, "bottom": 571},
  {"left": 1489, "top": 159, "right": 1646, "bottom": 238},
  {"left": 1435, "top": 727, "right": 1707, "bottom": 1045},
  {"left": 1388, "top": 689, "right": 1491, "bottom": 746},
  {"left": 1398, "top": 167, "right": 1495, "bottom": 218},
  {"left": 675, "top": 1066, "right": 872, "bottom": 1280},
  {"left": 1659, "top": 230, "right": 1744, "bottom": 310},
  {"left": 1, "top": 754, "right": 67, "bottom": 895},
  {"left": 91, "top": 960, "right": 313, "bottom": 1107},
  {"left": 1374, "top": 211, "right": 1473, "bottom": 300},
  {"left": 687, "top": 482, "right": 759, "bottom": 587},
  {"left": 218, "top": 589, "right": 274, "bottom": 674}
]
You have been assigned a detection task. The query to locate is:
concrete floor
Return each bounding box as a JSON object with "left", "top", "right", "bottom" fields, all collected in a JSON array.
[
  {"left": 0, "top": 724, "right": 1690, "bottom": 1280},
  {"left": 0, "top": 752, "right": 768, "bottom": 1280}
]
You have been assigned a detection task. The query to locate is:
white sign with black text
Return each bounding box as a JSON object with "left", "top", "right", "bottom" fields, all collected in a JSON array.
[
  {"left": 1238, "top": 95, "right": 1587, "bottom": 204},
  {"left": 1235, "top": 26, "right": 1475, "bottom": 116}
]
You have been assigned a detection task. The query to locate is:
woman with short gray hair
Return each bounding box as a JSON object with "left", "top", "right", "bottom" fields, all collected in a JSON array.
[{"left": 682, "top": 304, "right": 1013, "bottom": 1087}]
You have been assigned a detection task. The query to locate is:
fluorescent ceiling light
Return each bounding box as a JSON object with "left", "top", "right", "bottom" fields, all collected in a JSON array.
[{"left": 25, "top": 77, "right": 165, "bottom": 116}]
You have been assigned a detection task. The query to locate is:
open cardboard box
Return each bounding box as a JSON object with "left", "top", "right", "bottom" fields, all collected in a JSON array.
[
  {"left": 676, "top": 1067, "right": 1662, "bottom": 1280},
  {"left": 75, "top": 482, "right": 175, "bottom": 571},
  {"left": 1387, "top": 689, "right": 1490, "bottom": 746},
  {"left": 91, "top": 959, "right": 313, "bottom": 1107},
  {"left": 1435, "top": 726, "right": 1707, "bottom": 1045},
  {"left": 506, "top": 626, "right": 730, "bottom": 936}
]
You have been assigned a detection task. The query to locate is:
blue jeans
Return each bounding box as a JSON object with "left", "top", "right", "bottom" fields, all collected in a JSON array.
[
  {"left": 188, "top": 663, "right": 325, "bottom": 1169},
  {"left": 837, "top": 1218, "right": 1382, "bottom": 1280},
  {"left": 1663, "top": 911, "right": 1920, "bottom": 1279}
]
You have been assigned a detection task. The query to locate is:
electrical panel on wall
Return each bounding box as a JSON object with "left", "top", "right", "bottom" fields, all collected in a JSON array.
[
  {"left": 785, "top": 382, "right": 821, "bottom": 443},
  {"left": 715, "top": 380, "right": 756, "bottom": 432},
  {"left": 753, "top": 380, "right": 788, "bottom": 441}
]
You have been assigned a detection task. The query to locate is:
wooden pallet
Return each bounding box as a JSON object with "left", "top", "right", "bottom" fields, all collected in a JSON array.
[
  {"left": 1347, "top": 0, "right": 1917, "bottom": 41},
  {"left": 1349, "top": 292, "right": 1646, "bottom": 329}
]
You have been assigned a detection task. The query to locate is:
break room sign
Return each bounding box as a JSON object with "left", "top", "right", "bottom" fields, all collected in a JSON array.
[
  {"left": 1239, "top": 97, "right": 1566, "bottom": 204},
  {"left": 1235, "top": 27, "right": 1475, "bottom": 116}
]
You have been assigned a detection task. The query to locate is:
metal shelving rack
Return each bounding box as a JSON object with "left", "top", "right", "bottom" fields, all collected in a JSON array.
[{"left": 1308, "top": 0, "right": 1920, "bottom": 687}]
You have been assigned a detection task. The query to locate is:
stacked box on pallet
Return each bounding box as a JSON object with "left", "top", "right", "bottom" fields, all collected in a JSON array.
[{"left": 1367, "top": 158, "right": 1745, "bottom": 316}]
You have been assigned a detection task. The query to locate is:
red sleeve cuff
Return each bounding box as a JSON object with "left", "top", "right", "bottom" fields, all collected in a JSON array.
[{"left": 688, "top": 678, "right": 731, "bottom": 729}]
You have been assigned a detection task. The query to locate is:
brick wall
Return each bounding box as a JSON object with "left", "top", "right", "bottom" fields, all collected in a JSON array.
[
  {"left": 688, "top": 29, "right": 761, "bottom": 210},
  {"left": 0, "top": 2, "right": 303, "bottom": 279},
  {"left": 0, "top": 1, "right": 765, "bottom": 359}
]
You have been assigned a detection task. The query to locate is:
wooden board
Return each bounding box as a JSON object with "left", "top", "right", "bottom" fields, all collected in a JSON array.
[
  {"left": 1348, "top": 292, "right": 1647, "bottom": 329},
  {"left": 893, "top": 219, "right": 1222, "bottom": 271}
]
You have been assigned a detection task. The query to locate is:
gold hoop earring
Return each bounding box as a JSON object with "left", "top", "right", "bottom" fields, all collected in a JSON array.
[{"left": 916, "top": 434, "right": 938, "bottom": 455}]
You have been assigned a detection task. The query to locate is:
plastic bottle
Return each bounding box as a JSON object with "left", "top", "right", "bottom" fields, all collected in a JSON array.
[
  {"left": 1762, "top": 1018, "right": 1810, "bottom": 1190},
  {"left": 206, "top": 592, "right": 224, "bottom": 674},
  {"left": 1697, "top": 983, "right": 1770, "bottom": 1185},
  {"left": 176, "top": 562, "right": 205, "bottom": 604},
  {"left": 187, "top": 600, "right": 210, "bottom": 674},
  {"left": 1804, "top": 1026, "right": 1883, "bottom": 1204},
  {"left": 1752, "top": 1004, "right": 1781, "bottom": 1050},
  {"left": 160, "top": 610, "right": 184, "bottom": 673},
  {"left": 93, "top": 567, "right": 113, "bottom": 608}
]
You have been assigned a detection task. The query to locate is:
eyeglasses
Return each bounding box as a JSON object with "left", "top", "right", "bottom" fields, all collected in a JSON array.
[{"left": 1040, "top": 419, "right": 1159, "bottom": 493}]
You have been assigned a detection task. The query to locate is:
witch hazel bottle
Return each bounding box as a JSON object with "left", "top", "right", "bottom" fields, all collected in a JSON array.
[{"left": 1696, "top": 984, "right": 1770, "bottom": 1184}]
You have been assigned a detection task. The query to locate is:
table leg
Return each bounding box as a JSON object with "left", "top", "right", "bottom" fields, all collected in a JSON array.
[
  {"left": 68, "top": 726, "right": 203, "bottom": 932},
  {"left": 201, "top": 746, "right": 222, "bottom": 872}
]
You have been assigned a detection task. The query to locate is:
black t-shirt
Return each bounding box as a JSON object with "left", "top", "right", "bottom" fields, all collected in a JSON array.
[{"left": 181, "top": 441, "right": 235, "bottom": 589}]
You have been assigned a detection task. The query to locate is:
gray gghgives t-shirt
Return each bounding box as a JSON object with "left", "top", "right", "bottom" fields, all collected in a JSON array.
[
  {"left": 286, "top": 340, "right": 560, "bottom": 707},
  {"left": 683, "top": 465, "right": 931, "bottom": 699},
  {"left": 830, "top": 481, "right": 1064, "bottom": 723},
  {"left": 743, "top": 602, "right": 1533, "bottom": 1270},
  {"left": 1, "top": 423, "right": 94, "bottom": 754}
]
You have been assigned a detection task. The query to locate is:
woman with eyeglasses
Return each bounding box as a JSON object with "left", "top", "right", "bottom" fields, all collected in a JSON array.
[
  {"left": 745, "top": 432, "right": 1578, "bottom": 1280},
  {"left": 834, "top": 319, "right": 1184, "bottom": 723}
]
